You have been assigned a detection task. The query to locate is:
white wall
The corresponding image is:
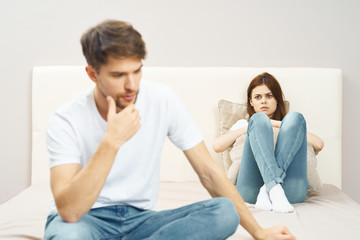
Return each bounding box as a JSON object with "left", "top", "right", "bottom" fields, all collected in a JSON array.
[{"left": 0, "top": 0, "right": 359, "bottom": 204}]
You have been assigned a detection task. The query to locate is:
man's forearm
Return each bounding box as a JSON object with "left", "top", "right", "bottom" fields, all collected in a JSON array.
[
  {"left": 200, "top": 164, "right": 263, "bottom": 239},
  {"left": 184, "top": 142, "right": 263, "bottom": 239},
  {"left": 52, "top": 136, "right": 119, "bottom": 222}
]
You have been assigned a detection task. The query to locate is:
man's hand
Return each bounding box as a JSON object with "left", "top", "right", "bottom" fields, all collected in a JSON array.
[
  {"left": 258, "top": 225, "right": 296, "bottom": 240},
  {"left": 105, "top": 96, "right": 141, "bottom": 149}
]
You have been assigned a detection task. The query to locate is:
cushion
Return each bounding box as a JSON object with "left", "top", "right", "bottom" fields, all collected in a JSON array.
[
  {"left": 218, "top": 99, "right": 322, "bottom": 192},
  {"left": 218, "top": 99, "right": 249, "bottom": 171}
]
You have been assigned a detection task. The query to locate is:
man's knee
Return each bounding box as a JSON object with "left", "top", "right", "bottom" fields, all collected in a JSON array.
[
  {"left": 210, "top": 198, "right": 240, "bottom": 235},
  {"left": 44, "top": 214, "right": 94, "bottom": 240}
]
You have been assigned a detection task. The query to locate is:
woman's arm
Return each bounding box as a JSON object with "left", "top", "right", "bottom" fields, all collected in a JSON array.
[
  {"left": 307, "top": 132, "right": 324, "bottom": 153},
  {"left": 213, "top": 127, "right": 247, "bottom": 153},
  {"left": 272, "top": 119, "right": 324, "bottom": 152}
]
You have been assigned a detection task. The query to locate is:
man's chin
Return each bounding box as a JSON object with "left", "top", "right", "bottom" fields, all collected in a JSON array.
[
  {"left": 115, "top": 99, "right": 136, "bottom": 110},
  {"left": 115, "top": 93, "right": 138, "bottom": 109}
]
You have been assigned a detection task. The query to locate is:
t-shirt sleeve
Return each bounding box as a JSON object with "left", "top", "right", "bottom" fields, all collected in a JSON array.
[
  {"left": 166, "top": 89, "right": 203, "bottom": 151},
  {"left": 46, "top": 113, "right": 82, "bottom": 168},
  {"left": 229, "top": 119, "right": 248, "bottom": 131}
]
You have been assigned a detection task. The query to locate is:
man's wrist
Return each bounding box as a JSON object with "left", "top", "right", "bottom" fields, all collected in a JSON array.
[
  {"left": 254, "top": 227, "right": 266, "bottom": 240},
  {"left": 102, "top": 134, "right": 122, "bottom": 152}
]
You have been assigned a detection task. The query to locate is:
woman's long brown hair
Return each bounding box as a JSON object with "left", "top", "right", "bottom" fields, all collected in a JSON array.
[{"left": 247, "top": 72, "right": 286, "bottom": 120}]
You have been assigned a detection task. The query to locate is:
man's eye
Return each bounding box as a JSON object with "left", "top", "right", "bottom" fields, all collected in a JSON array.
[{"left": 113, "top": 74, "right": 124, "bottom": 78}]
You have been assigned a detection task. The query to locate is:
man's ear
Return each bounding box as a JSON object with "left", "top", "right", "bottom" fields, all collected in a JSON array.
[{"left": 85, "top": 66, "right": 98, "bottom": 83}]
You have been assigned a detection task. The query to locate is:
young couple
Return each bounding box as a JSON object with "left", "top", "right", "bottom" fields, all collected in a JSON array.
[{"left": 44, "top": 19, "right": 322, "bottom": 240}]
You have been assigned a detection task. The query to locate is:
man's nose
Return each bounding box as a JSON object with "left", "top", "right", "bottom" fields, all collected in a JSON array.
[{"left": 125, "top": 74, "right": 136, "bottom": 91}]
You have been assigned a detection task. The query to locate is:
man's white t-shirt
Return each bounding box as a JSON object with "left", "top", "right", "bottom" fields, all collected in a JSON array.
[{"left": 46, "top": 80, "right": 203, "bottom": 213}]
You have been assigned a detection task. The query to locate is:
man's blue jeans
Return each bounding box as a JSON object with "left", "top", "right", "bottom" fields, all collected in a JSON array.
[
  {"left": 44, "top": 197, "right": 239, "bottom": 240},
  {"left": 236, "top": 112, "right": 309, "bottom": 204}
]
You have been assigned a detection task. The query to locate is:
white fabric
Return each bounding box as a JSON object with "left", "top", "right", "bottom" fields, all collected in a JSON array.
[
  {"left": 1, "top": 182, "right": 360, "bottom": 240},
  {"left": 229, "top": 119, "right": 248, "bottom": 131},
  {"left": 46, "top": 80, "right": 203, "bottom": 212}
]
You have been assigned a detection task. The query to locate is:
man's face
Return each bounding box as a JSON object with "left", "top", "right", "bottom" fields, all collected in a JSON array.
[{"left": 93, "top": 56, "right": 143, "bottom": 111}]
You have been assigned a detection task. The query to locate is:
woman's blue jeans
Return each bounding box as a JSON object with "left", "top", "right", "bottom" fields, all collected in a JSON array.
[
  {"left": 236, "top": 112, "right": 309, "bottom": 204},
  {"left": 44, "top": 197, "right": 239, "bottom": 240}
]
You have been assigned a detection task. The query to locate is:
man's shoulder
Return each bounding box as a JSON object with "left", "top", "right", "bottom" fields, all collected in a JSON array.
[{"left": 53, "top": 88, "right": 94, "bottom": 118}]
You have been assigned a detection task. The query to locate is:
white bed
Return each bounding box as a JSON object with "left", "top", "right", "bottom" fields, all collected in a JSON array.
[{"left": 1, "top": 66, "right": 359, "bottom": 239}]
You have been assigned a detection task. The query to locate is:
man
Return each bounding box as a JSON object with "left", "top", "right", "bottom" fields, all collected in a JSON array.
[{"left": 44, "top": 19, "right": 296, "bottom": 240}]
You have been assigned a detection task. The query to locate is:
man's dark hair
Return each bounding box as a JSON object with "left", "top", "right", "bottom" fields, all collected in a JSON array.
[{"left": 80, "top": 20, "right": 146, "bottom": 71}]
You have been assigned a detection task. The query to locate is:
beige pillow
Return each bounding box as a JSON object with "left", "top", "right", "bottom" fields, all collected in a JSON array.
[
  {"left": 218, "top": 99, "right": 249, "bottom": 171},
  {"left": 218, "top": 99, "right": 323, "bottom": 192}
]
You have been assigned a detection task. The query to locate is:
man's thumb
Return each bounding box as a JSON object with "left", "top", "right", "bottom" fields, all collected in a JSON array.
[{"left": 107, "top": 96, "right": 116, "bottom": 117}]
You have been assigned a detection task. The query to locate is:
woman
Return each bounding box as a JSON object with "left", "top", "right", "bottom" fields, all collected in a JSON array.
[{"left": 213, "top": 72, "right": 324, "bottom": 213}]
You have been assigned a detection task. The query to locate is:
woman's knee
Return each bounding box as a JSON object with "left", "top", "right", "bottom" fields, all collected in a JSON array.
[
  {"left": 281, "top": 112, "right": 307, "bottom": 134},
  {"left": 250, "top": 112, "right": 269, "bottom": 122},
  {"left": 283, "top": 112, "right": 306, "bottom": 126},
  {"left": 249, "top": 113, "right": 271, "bottom": 128}
]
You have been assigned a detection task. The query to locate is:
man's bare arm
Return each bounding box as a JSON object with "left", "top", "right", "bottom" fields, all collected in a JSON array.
[{"left": 50, "top": 97, "right": 140, "bottom": 222}]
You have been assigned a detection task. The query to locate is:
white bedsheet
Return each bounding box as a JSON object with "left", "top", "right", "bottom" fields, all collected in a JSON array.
[{"left": 1, "top": 182, "right": 359, "bottom": 239}]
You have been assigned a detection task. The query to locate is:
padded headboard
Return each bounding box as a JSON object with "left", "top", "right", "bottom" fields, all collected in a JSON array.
[{"left": 32, "top": 67, "right": 342, "bottom": 189}]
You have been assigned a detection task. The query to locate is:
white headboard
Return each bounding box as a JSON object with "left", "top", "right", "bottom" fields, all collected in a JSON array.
[{"left": 32, "top": 67, "right": 342, "bottom": 189}]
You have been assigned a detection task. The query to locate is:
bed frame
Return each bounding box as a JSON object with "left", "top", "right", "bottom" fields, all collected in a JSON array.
[
  {"left": 2, "top": 66, "right": 356, "bottom": 240},
  {"left": 32, "top": 66, "right": 342, "bottom": 188}
]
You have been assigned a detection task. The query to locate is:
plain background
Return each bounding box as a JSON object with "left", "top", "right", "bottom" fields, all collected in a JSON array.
[{"left": 0, "top": 0, "right": 359, "bottom": 204}]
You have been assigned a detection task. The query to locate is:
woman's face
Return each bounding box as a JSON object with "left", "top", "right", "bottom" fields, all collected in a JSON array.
[{"left": 250, "top": 84, "right": 277, "bottom": 118}]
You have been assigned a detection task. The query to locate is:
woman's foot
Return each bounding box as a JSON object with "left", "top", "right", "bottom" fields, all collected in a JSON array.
[
  {"left": 255, "top": 185, "right": 272, "bottom": 211},
  {"left": 269, "top": 184, "right": 294, "bottom": 213}
]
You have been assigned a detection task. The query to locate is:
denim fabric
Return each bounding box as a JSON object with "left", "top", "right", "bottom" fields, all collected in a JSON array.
[
  {"left": 44, "top": 197, "right": 239, "bottom": 240},
  {"left": 236, "top": 112, "right": 309, "bottom": 204}
]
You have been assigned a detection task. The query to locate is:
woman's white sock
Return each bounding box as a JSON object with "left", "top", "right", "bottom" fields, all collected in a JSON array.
[
  {"left": 269, "top": 184, "right": 294, "bottom": 213},
  {"left": 255, "top": 185, "right": 272, "bottom": 211}
]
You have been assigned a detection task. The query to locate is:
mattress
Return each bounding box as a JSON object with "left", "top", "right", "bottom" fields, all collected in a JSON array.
[{"left": 0, "top": 181, "right": 359, "bottom": 240}]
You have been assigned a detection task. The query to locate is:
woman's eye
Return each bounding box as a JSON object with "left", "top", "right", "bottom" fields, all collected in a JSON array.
[
  {"left": 255, "top": 96, "right": 261, "bottom": 99},
  {"left": 266, "top": 94, "right": 273, "bottom": 98}
]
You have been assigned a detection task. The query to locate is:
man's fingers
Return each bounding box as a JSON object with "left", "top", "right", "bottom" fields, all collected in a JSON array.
[{"left": 279, "top": 226, "right": 296, "bottom": 240}]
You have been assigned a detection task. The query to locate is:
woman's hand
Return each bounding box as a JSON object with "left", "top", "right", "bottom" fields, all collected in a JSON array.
[{"left": 270, "top": 119, "right": 281, "bottom": 128}]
